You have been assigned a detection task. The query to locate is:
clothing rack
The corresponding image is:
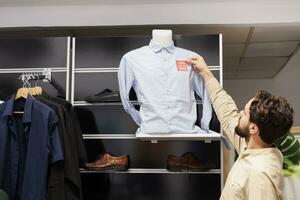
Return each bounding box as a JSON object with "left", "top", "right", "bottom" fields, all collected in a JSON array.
[{"left": 23, "top": 71, "right": 66, "bottom": 98}]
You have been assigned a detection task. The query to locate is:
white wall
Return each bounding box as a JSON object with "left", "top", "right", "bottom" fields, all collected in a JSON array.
[
  {"left": 224, "top": 48, "right": 300, "bottom": 126},
  {"left": 0, "top": 1, "right": 300, "bottom": 28}
]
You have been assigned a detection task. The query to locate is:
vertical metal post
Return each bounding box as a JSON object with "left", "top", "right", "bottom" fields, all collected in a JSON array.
[
  {"left": 219, "top": 33, "right": 224, "bottom": 191},
  {"left": 66, "top": 37, "right": 71, "bottom": 101},
  {"left": 71, "top": 37, "right": 76, "bottom": 105}
]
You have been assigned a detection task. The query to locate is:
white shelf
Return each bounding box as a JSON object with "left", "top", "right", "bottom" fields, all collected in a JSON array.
[
  {"left": 83, "top": 134, "right": 136, "bottom": 140},
  {"left": 209, "top": 66, "right": 221, "bottom": 71},
  {"left": 0, "top": 67, "right": 67, "bottom": 73},
  {"left": 73, "top": 100, "right": 203, "bottom": 106},
  {"left": 80, "top": 168, "right": 221, "bottom": 174},
  {"left": 83, "top": 132, "right": 222, "bottom": 143},
  {"left": 73, "top": 100, "right": 138, "bottom": 106},
  {"left": 75, "top": 68, "right": 118, "bottom": 73},
  {"left": 136, "top": 132, "right": 222, "bottom": 143},
  {"left": 74, "top": 66, "right": 221, "bottom": 73}
]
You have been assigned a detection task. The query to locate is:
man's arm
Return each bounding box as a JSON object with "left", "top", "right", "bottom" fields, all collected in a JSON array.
[{"left": 187, "top": 56, "right": 246, "bottom": 154}]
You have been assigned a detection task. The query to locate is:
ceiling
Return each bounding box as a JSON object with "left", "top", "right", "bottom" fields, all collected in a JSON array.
[{"left": 221, "top": 25, "right": 300, "bottom": 79}]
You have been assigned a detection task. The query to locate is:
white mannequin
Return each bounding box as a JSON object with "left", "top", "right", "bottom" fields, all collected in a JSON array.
[{"left": 152, "top": 29, "right": 173, "bottom": 47}]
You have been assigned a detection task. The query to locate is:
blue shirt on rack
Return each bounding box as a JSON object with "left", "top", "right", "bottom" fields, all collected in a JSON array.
[
  {"left": 118, "top": 40, "right": 212, "bottom": 134},
  {"left": 0, "top": 94, "right": 63, "bottom": 200}
]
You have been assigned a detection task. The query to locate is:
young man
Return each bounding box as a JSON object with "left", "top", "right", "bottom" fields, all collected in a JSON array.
[{"left": 187, "top": 56, "right": 294, "bottom": 200}]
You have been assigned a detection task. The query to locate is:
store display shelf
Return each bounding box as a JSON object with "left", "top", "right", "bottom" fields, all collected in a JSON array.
[
  {"left": 73, "top": 100, "right": 203, "bottom": 106},
  {"left": 74, "top": 66, "right": 221, "bottom": 73},
  {"left": 82, "top": 132, "right": 222, "bottom": 143},
  {"left": 83, "top": 134, "right": 137, "bottom": 140},
  {"left": 80, "top": 168, "right": 221, "bottom": 174},
  {"left": 136, "top": 132, "right": 222, "bottom": 143},
  {"left": 73, "top": 100, "right": 138, "bottom": 106}
]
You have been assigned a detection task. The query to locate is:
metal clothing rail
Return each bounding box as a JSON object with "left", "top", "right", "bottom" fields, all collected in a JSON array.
[
  {"left": 21, "top": 69, "right": 66, "bottom": 97},
  {"left": 0, "top": 67, "right": 67, "bottom": 74}
]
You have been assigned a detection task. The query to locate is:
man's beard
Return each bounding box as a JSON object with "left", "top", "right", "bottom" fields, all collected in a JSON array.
[{"left": 235, "top": 124, "right": 250, "bottom": 139}]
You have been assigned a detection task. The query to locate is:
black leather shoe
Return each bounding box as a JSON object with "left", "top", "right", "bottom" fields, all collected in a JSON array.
[{"left": 84, "top": 89, "right": 121, "bottom": 102}]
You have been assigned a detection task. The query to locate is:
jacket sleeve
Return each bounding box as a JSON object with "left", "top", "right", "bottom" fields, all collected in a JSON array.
[
  {"left": 48, "top": 111, "right": 64, "bottom": 163},
  {"left": 118, "top": 55, "right": 141, "bottom": 125}
]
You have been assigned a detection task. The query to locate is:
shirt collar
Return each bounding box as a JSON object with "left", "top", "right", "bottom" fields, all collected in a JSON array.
[
  {"left": 149, "top": 39, "right": 175, "bottom": 54},
  {"left": 2, "top": 94, "right": 34, "bottom": 123}
]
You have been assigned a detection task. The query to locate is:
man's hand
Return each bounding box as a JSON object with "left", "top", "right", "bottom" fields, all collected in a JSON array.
[{"left": 187, "top": 56, "right": 214, "bottom": 82}]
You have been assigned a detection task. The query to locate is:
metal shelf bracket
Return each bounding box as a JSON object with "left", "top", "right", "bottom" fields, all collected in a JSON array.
[{"left": 43, "top": 68, "right": 52, "bottom": 82}]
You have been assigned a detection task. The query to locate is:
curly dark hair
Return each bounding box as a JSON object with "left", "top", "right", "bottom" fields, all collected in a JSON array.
[{"left": 249, "top": 90, "right": 294, "bottom": 144}]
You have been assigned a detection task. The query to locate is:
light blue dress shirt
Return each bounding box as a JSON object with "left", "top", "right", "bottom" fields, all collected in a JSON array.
[{"left": 118, "top": 40, "right": 212, "bottom": 134}]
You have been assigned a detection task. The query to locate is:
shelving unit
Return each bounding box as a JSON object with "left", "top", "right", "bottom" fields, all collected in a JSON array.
[
  {"left": 0, "top": 34, "right": 224, "bottom": 200},
  {"left": 70, "top": 34, "right": 224, "bottom": 199}
]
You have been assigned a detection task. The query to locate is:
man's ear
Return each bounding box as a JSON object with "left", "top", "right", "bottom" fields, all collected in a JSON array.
[{"left": 249, "top": 123, "right": 259, "bottom": 135}]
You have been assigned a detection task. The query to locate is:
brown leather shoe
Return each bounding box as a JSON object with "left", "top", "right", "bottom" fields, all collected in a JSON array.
[
  {"left": 85, "top": 153, "right": 129, "bottom": 171},
  {"left": 167, "top": 152, "right": 215, "bottom": 171}
]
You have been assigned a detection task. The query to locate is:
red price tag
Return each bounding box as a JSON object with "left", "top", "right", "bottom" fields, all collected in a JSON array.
[{"left": 176, "top": 60, "right": 188, "bottom": 71}]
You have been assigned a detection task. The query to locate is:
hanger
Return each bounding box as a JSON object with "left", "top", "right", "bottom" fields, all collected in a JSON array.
[
  {"left": 15, "top": 74, "right": 31, "bottom": 100},
  {"left": 15, "top": 73, "right": 43, "bottom": 100},
  {"left": 32, "top": 73, "right": 42, "bottom": 95},
  {"left": 14, "top": 74, "right": 43, "bottom": 114},
  {"left": 34, "top": 86, "right": 42, "bottom": 95}
]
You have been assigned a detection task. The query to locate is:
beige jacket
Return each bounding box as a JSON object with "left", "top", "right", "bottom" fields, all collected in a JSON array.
[{"left": 205, "top": 78, "right": 283, "bottom": 200}]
